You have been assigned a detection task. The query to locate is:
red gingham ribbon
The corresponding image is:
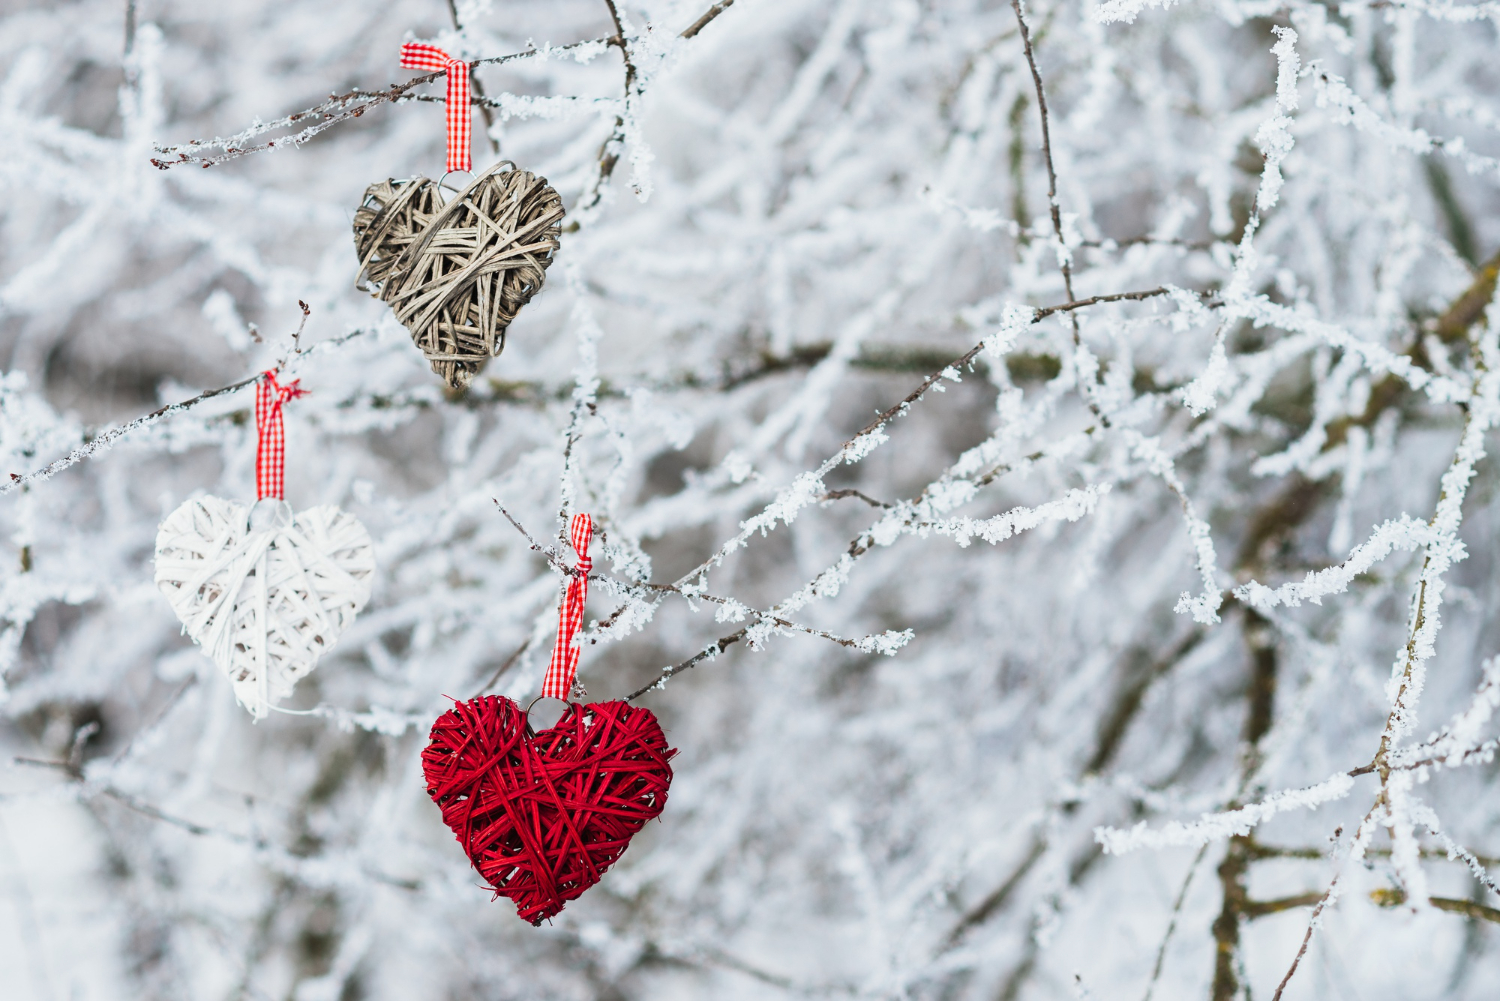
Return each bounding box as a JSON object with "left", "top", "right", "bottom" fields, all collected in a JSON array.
[
  {"left": 542, "top": 514, "right": 593, "bottom": 701},
  {"left": 399, "top": 42, "right": 472, "bottom": 174},
  {"left": 254, "top": 370, "right": 306, "bottom": 501}
]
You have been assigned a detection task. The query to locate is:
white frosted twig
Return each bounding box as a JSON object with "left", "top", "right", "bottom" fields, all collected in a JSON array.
[
  {"left": 905, "top": 485, "right": 1108, "bottom": 548},
  {"left": 149, "top": 38, "right": 612, "bottom": 168},
  {"left": 1269, "top": 809, "right": 1379, "bottom": 1001},
  {"left": 1384, "top": 771, "right": 1432, "bottom": 911},
  {"left": 1380, "top": 337, "right": 1500, "bottom": 747},
  {"left": 1312, "top": 66, "right": 1500, "bottom": 177},
  {"left": 1392, "top": 657, "right": 1500, "bottom": 769},
  {"left": 1235, "top": 515, "right": 1439, "bottom": 611},
  {"left": 1126, "top": 432, "right": 1223, "bottom": 624},
  {"left": 1095, "top": 772, "right": 1356, "bottom": 855},
  {"left": 1222, "top": 27, "right": 1299, "bottom": 305}
]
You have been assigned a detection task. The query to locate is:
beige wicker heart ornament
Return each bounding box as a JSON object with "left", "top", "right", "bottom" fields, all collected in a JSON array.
[
  {"left": 155, "top": 496, "right": 375, "bottom": 719},
  {"left": 353, "top": 159, "right": 564, "bottom": 389}
]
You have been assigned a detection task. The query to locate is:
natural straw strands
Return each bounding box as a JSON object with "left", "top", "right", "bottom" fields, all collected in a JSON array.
[{"left": 353, "top": 160, "right": 564, "bottom": 389}]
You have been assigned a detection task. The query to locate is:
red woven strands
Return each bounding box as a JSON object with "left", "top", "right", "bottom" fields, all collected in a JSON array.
[
  {"left": 542, "top": 514, "right": 592, "bottom": 701},
  {"left": 253, "top": 370, "right": 305, "bottom": 501},
  {"left": 422, "top": 695, "right": 675, "bottom": 924},
  {"left": 399, "top": 42, "right": 472, "bottom": 174}
]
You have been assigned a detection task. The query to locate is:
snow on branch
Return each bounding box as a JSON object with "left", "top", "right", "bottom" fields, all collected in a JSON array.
[
  {"left": 1235, "top": 515, "right": 1440, "bottom": 611},
  {"left": 1312, "top": 66, "right": 1500, "bottom": 178},
  {"left": 908, "top": 484, "right": 1108, "bottom": 548},
  {"left": 1095, "top": 772, "right": 1356, "bottom": 855}
]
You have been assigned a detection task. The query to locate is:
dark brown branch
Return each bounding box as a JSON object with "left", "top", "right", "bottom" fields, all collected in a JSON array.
[
  {"left": 943, "top": 629, "right": 1205, "bottom": 959},
  {"left": 1265, "top": 258, "right": 1500, "bottom": 1001},
  {"left": 1086, "top": 631, "right": 1203, "bottom": 776},
  {"left": 1210, "top": 609, "right": 1282, "bottom": 1001},
  {"left": 1244, "top": 842, "right": 1326, "bottom": 861},
  {"left": 818, "top": 489, "right": 891, "bottom": 509},
  {"left": 1431, "top": 896, "right": 1500, "bottom": 924},
  {"left": 1370, "top": 886, "right": 1500, "bottom": 924},
  {"left": 1243, "top": 892, "right": 1324, "bottom": 919},
  {"left": 682, "top": 0, "right": 737, "bottom": 38},
  {"left": 941, "top": 836, "right": 1047, "bottom": 949}
]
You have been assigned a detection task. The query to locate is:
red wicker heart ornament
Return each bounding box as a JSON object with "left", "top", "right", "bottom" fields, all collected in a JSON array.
[{"left": 422, "top": 695, "right": 675, "bottom": 924}]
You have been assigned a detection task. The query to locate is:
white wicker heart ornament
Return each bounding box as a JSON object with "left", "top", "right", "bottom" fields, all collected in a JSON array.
[{"left": 155, "top": 496, "right": 375, "bottom": 718}]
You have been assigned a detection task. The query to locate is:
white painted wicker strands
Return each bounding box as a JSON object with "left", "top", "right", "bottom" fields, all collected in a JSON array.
[{"left": 155, "top": 496, "right": 375, "bottom": 718}]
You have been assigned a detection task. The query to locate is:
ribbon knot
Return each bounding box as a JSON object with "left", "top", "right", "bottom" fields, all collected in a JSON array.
[
  {"left": 399, "top": 42, "right": 472, "bottom": 174},
  {"left": 543, "top": 514, "right": 593, "bottom": 701},
  {"left": 254, "top": 370, "right": 307, "bottom": 501}
]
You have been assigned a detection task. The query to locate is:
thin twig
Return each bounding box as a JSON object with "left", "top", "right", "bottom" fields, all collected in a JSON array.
[
  {"left": 1008, "top": 0, "right": 1077, "bottom": 336},
  {"left": 469, "top": 636, "right": 535, "bottom": 698},
  {"left": 575, "top": 0, "right": 742, "bottom": 215},
  {"left": 109, "top": 677, "right": 198, "bottom": 768},
  {"left": 681, "top": 0, "right": 737, "bottom": 38},
  {"left": 497, "top": 502, "right": 889, "bottom": 664},
  {"left": 149, "top": 40, "right": 602, "bottom": 169},
  {"left": 838, "top": 288, "right": 1174, "bottom": 455},
  {"left": 624, "top": 627, "right": 747, "bottom": 701},
  {"left": 2, "top": 373, "right": 262, "bottom": 495},
  {"left": 275, "top": 299, "right": 312, "bottom": 370},
  {"left": 1080, "top": 236, "right": 1215, "bottom": 251},
  {"left": 1269, "top": 808, "right": 1379, "bottom": 1001},
  {"left": 603, "top": 0, "right": 639, "bottom": 93},
  {"left": 1141, "top": 843, "right": 1208, "bottom": 1001},
  {"left": 3, "top": 322, "right": 369, "bottom": 498},
  {"left": 818, "top": 489, "right": 892, "bottom": 509}
]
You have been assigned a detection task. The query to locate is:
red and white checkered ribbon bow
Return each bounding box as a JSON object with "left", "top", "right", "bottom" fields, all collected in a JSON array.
[
  {"left": 399, "top": 42, "right": 472, "bottom": 174},
  {"left": 542, "top": 514, "right": 593, "bottom": 701},
  {"left": 254, "top": 370, "right": 306, "bottom": 501}
]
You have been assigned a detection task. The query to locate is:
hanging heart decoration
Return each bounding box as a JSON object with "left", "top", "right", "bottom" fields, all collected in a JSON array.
[
  {"left": 153, "top": 371, "right": 376, "bottom": 718},
  {"left": 422, "top": 694, "right": 675, "bottom": 924},
  {"left": 352, "top": 159, "right": 564, "bottom": 389},
  {"left": 155, "top": 497, "right": 375, "bottom": 719}
]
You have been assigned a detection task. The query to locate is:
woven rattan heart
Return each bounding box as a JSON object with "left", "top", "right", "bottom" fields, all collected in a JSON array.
[
  {"left": 353, "top": 160, "right": 564, "bottom": 389},
  {"left": 422, "top": 695, "right": 675, "bottom": 924},
  {"left": 154, "top": 496, "right": 375, "bottom": 719}
]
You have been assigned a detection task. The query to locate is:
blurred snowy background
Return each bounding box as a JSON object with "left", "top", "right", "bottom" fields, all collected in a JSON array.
[{"left": 1, "top": 0, "right": 1499, "bottom": 998}]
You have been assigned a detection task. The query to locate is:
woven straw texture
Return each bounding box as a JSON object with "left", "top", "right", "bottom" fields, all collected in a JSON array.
[
  {"left": 353, "top": 160, "right": 564, "bottom": 389},
  {"left": 422, "top": 695, "right": 676, "bottom": 924},
  {"left": 155, "top": 496, "right": 375, "bottom": 718}
]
